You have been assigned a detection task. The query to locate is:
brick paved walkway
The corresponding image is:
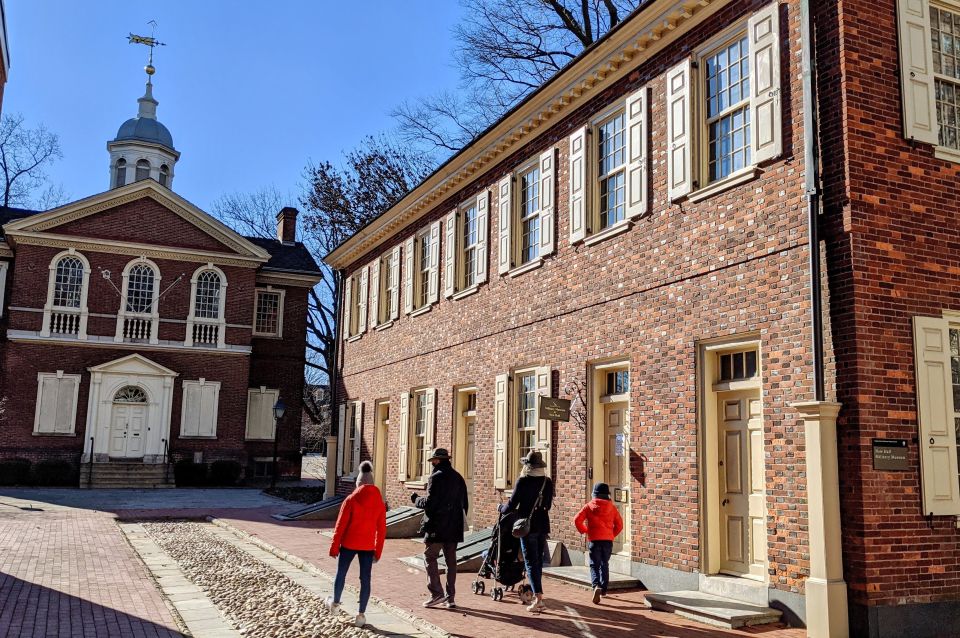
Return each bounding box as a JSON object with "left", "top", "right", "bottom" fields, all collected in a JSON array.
[
  {"left": 216, "top": 510, "right": 807, "bottom": 638},
  {"left": 0, "top": 500, "right": 184, "bottom": 638}
]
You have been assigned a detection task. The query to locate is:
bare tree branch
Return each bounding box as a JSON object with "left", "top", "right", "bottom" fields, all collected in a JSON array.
[{"left": 0, "top": 114, "right": 66, "bottom": 209}]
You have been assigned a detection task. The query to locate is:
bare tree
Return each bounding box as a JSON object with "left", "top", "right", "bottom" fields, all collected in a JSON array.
[
  {"left": 0, "top": 114, "right": 67, "bottom": 209},
  {"left": 212, "top": 135, "right": 433, "bottom": 388},
  {"left": 394, "top": 0, "right": 641, "bottom": 156}
]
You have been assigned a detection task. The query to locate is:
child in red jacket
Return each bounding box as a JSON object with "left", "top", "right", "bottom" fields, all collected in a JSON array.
[
  {"left": 325, "top": 461, "right": 387, "bottom": 628},
  {"left": 574, "top": 482, "right": 624, "bottom": 604}
]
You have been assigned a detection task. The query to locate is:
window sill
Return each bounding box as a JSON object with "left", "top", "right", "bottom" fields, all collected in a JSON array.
[
  {"left": 583, "top": 220, "right": 632, "bottom": 247},
  {"left": 253, "top": 333, "right": 283, "bottom": 339},
  {"left": 179, "top": 435, "right": 218, "bottom": 440},
  {"left": 934, "top": 146, "right": 960, "bottom": 164},
  {"left": 346, "top": 334, "right": 362, "bottom": 343},
  {"left": 374, "top": 321, "right": 394, "bottom": 332},
  {"left": 452, "top": 285, "right": 480, "bottom": 300},
  {"left": 245, "top": 437, "right": 276, "bottom": 442},
  {"left": 507, "top": 259, "right": 544, "bottom": 278},
  {"left": 600, "top": 392, "right": 629, "bottom": 404},
  {"left": 687, "top": 167, "right": 761, "bottom": 203},
  {"left": 32, "top": 432, "right": 76, "bottom": 437},
  {"left": 404, "top": 480, "right": 427, "bottom": 489},
  {"left": 712, "top": 378, "right": 761, "bottom": 392},
  {"left": 410, "top": 305, "right": 432, "bottom": 318}
]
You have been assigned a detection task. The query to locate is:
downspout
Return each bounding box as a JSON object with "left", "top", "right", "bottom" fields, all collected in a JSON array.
[{"left": 801, "top": 0, "right": 825, "bottom": 401}]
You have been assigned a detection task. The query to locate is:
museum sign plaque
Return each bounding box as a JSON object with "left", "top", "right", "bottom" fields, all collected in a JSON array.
[
  {"left": 872, "top": 438, "right": 909, "bottom": 471},
  {"left": 539, "top": 397, "right": 571, "bottom": 422}
]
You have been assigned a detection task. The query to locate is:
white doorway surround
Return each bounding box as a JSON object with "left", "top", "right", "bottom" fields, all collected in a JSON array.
[{"left": 82, "top": 354, "right": 177, "bottom": 463}]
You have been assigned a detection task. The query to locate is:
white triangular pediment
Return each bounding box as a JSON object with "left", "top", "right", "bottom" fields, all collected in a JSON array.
[
  {"left": 3, "top": 180, "right": 270, "bottom": 261},
  {"left": 87, "top": 353, "right": 178, "bottom": 377}
]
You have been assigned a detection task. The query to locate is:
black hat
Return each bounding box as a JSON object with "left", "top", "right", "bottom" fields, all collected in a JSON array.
[
  {"left": 592, "top": 482, "right": 611, "bottom": 499},
  {"left": 427, "top": 448, "right": 450, "bottom": 461},
  {"left": 521, "top": 450, "right": 547, "bottom": 469}
]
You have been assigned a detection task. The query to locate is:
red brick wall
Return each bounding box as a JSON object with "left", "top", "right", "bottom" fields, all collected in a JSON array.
[
  {"left": 817, "top": 0, "right": 960, "bottom": 610},
  {"left": 336, "top": 0, "right": 820, "bottom": 597}
]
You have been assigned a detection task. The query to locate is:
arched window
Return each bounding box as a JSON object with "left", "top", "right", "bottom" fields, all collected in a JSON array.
[
  {"left": 113, "top": 386, "right": 147, "bottom": 403},
  {"left": 52, "top": 257, "right": 84, "bottom": 308},
  {"left": 126, "top": 264, "right": 155, "bottom": 313},
  {"left": 115, "top": 158, "right": 127, "bottom": 187},
  {"left": 194, "top": 270, "right": 222, "bottom": 319},
  {"left": 135, "top": 159, "right": 150, "bottom": 181},
  {"left": 158, "top": 164, "right": 169, "bottom": 187}
]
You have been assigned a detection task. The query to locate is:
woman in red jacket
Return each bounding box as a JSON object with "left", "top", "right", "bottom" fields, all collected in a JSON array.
[
  {"left": 573, "top": 482, "right": 624, "bottom": 604},
  {"left": 324, "top": 460, "right": 387, "bottom": 627}
]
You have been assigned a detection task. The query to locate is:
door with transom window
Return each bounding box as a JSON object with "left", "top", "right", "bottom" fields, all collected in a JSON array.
[{"left": 109, "top": 386, "right": 148, "bottom": 459}]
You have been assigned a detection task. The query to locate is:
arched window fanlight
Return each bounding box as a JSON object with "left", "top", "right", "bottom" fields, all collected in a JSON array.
[
  {"left": 159, "top": 164, "right": 169, "bottom": 187},
  {"left": 113, "top": 386, "right": 148, "bottom": 403},
  {"left": 135, "top": 159, "right": 150, "bottom": 182},
  {"left": 115, "top": 158, "right": 127, "bottom": 187}
]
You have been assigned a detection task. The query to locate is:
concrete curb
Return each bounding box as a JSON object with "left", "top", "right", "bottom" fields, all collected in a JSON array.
[{"left": 207, "top": 516, "right": 452, "bottom": 638}]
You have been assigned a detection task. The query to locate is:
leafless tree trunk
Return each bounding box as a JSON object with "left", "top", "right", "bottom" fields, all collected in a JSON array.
[{"left": 0, "top": 114, "right": 67, "bottom": 209}]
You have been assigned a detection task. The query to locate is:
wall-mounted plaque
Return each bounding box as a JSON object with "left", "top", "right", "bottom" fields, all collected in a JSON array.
[
  {"left": 872, "top": 438, "right": 909, "bottom": 471},
  {"left": 539, "top": 397, "right": 571, "bottom": 422}
]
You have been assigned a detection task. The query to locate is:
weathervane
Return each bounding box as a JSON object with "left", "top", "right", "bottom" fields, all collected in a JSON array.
[{"left": 128, "top": 20, "right": 166, "bottom": 78}]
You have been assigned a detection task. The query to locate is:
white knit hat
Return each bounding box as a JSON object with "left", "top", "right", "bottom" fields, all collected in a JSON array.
[{"left": 356, "top": 460, "right": 374, "bottom": 487}]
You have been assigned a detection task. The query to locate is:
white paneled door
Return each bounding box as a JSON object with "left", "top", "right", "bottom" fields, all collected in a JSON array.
[
  {"left": 109, "top": 402, "right": 147, "bottom": 459},
  {"left": 604, "top": 403, "right": 631, "bottom": 558},
  {"left": 718, "top": 390, "right": 767, "bottom": 579}
]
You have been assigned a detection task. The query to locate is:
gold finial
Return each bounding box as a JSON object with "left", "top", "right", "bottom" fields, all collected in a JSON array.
[{"left": 128, "top": 20, "right": 166, "bottom": 79}]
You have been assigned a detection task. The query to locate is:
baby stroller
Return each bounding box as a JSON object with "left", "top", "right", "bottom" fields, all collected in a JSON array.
[{"left": 470, "top": 510, "right": 535, "bottom": 603}]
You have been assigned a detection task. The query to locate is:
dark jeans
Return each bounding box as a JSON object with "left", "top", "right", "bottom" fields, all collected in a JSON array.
[
  {"left": 424, "top": 541, "right": 458, "bottom": 601},
  {"left": 333, "top": 547, "right": 374, "bottom": 612},
  {"left": 520, "top": 532, "right": 547, "bottom": 595},
  {"left": 588, "top": 540, "right": 613, "bottom": 593}
]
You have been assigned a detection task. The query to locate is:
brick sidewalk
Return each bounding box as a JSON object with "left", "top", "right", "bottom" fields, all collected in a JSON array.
[
  {"left": 216, "top": 510, "right": 806, "bottom": 638},
  {"left": 0, "top": 504, "right": 184, "bottom": 638}
]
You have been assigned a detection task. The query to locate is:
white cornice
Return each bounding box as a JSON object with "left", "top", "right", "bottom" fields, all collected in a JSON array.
[
  {"left": 5, "top": 231, "right": 267, "bottom": 267},
  {"left": 7, "top": 330, "right": 252, "bottom": 355},
  {"left": 256, "top": 271, "right": 323, "bottom": 288},
  {"left": 2, "top": 180, "right": 270, "bottom": 261},
  {"left": 325, "top": 0, "right": 730, "bottom": 269}
]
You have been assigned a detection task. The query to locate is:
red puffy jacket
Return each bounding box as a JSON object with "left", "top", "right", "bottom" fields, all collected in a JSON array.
[
  {"left": 330, "top": 484, "right": 387, "bottom": 560},
  {"left": 573, "top": 497, "right": 624, "bottom": 542}
]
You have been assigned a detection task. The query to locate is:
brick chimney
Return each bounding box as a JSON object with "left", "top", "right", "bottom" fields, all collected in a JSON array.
[{"left": 277, "top": 207, "right": 299, "bottom": 244}]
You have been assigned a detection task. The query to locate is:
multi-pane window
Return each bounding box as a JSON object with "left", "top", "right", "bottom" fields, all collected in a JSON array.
[
  {"left": 52, "top": 257, "right": 84, "bottom": 308},
  {"left": 254, "top": 290, "right": 282, "bottom": 336},
  {"left": 380, "top": 255, "right": 394, "bottom": 322},
  {"left": 126, "top": 264, "right": 155, "bottom": 314},
  {"left": 932, "top": 5, "right": 960, "bottom": 150},
  {"left": 343, "top": 402, "right": 358, "bottom": 476},
  {"left": 950, "top": 328, "right": 960, "bottom": 475},
  {"left": 462, "top": 204, "right": 479, "bottom": 289},
  {"left": 517, "top": 373, "right": 538, "bottom": 462},
  {"left": 194, "top": 271, "right": 222, "bottom": 319},
  {"left": 519, "top": 166, "right": 541, "bottom": 263},
  {"left": 596, "top": 112, "right": 626, "bottom": 229},
  {"left": 718, "top": 350, "right": 759, "bottom": 382},
  {"left": 413, "top": 391, "right": 430, "bottom": 479},
  {"left": 705, "top": 35, "right": 751, "bottom": 181},
  {"left": 606, "top": 370, "right": 630, "bottom": 395},
  {"left": 417, "top": 231, "right": 430, "bottom": 309}
]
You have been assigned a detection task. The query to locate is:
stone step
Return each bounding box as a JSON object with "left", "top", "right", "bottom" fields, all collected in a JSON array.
[
  {"left": 542, "top": 565, "right": 640, "bottom": 590},
  {"left": 645, "top": 590, "right": 782, "bottom": 629},
  {"left": 80, "top": 463, "right": 174, "bottom": 489}
]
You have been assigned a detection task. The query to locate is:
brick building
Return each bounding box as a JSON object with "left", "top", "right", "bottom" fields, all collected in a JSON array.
[
  {"left": 0, "top": 64, "right": 321, "bottom": 485},
  {"left": 323, "top": 0, "right": 960, "bottom": 635}
]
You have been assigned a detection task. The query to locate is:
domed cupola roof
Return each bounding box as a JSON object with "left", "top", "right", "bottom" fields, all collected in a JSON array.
[{"left": 112, "top": 80, "right": 175, "bottom": 150}]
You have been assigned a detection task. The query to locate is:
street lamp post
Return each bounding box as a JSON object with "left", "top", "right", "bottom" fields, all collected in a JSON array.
[{"left": 270, "top": 398, "right": 287, "bottom": 490}]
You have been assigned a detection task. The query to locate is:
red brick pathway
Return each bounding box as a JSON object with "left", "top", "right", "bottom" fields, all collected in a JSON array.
[
  {"left": 0, "top": 504, "right": 183, "bottom": 638},
  {"left": 217, "top": 510, "right": 806, "bottom": 638}
]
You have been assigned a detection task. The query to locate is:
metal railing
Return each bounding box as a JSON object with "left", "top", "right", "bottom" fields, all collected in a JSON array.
[{"left": 87, "top": 437, "right": 94, "bottom": 488}]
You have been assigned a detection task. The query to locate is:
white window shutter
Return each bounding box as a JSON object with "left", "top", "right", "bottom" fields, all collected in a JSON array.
[
  {"left": 398, "top": 392, "right": 410, "bottom": 481},
  {"left": 352, "top": 401, "right": 363, "bottom": 474},
  {"left": 428, "top": 221, "right": 441, "bottom": 304},
  {"left": 494, "top": 373, "right": 509, "bottom": 490},
  {"left": 245, "top": 390, "right": 262, "bottom": 439},
  {"left": 898, "top": 0, "right": 940, "bottom": 145},
  {"left": 403, "top": 236, "right": 414, "bottom": 315},
  {"left": 182, "top": 382, "right": 202, "bottom": 436},
  {"left": 534, "top": 366, "right": 553, "bottom": 478},
  {"left": 390, "top": 245, "right": 401, "bottom": 321},
  {"left": 539, "top": 148, "right": 556, "bottom": 256},
  {"left": 424, "top": 388, "right": 437, "bottom": 460},
  {"left": 476, "top": 191, "right": 489, "bottom": 284},
  {"left": 568, "top": 126, "right": 588, "bottom": 244},
  {"left": 913, "top": 316, "right": 960, "bottom": 515},
  {"left": 749, "top": 2, "right": 782, "bottom": 164},
  {"left": 54, "top": 376, "right": 78, "bottom": 434},
  {"left": 199, "top": 382, "right": 219, "bottom": 437},
  {"left": 497, "top": 176, "right": 513, "bottom": 274},
  {"left": 337, "top": 403, "right": 347, "bottom": 476},
  {"left": 625, "top": 87, "right": 649, "bottom": 219},
  {"left": 343, "top": 275, "right": 353, "bottom": 338},
  {"left": 444, "top": 210, "right": 457, "bottom": 298},
  {"left": 357, "top": 266, "right": 368, "bottom": 334},
  {"left": 369, "top": 259, "right": 380, "bottom": 329},
  {"left": 667, "top": 59, "right": 693, "bottom": 201}
]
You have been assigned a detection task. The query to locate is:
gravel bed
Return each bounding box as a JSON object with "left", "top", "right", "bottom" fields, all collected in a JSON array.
[{"left": 143, "top": 521, "right": 378, "bottom": 638}]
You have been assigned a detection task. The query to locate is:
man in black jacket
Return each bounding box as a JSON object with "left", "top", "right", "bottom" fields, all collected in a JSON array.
[{"left": 411, "top": 448, "right": 468, "bottom": 609}]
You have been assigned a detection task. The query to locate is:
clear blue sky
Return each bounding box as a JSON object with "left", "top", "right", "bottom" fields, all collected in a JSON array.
[{"left": 6, "top": 1, "right": 463, "bottom": 211}]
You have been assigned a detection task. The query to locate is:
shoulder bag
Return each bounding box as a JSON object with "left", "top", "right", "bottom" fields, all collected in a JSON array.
[{"left": 511, "top": 477, "right": 547, "bottom": 539}]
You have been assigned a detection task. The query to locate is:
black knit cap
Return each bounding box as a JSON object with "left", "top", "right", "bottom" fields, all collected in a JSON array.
[{"left": 592, "top": 482, "right": 611, "bottom": 499}]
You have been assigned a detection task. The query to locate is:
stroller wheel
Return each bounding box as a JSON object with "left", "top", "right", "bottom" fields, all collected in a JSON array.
[
  {"left": 491, "top": 587, "right": 504, "bottom": 601},
  {"left": 477, "top": 581, "right": 485, "bottom": 595}
]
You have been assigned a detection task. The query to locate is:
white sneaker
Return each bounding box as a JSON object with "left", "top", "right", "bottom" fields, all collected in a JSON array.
[
  {"left": 324, "top": 596, "right": 340, "bottom": 613},
  {"left": 354, "top": 612, "right": 366, "bottom": 627},
  {"left": 527, "top": 598, "right": 545, "bottom": 613}
]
